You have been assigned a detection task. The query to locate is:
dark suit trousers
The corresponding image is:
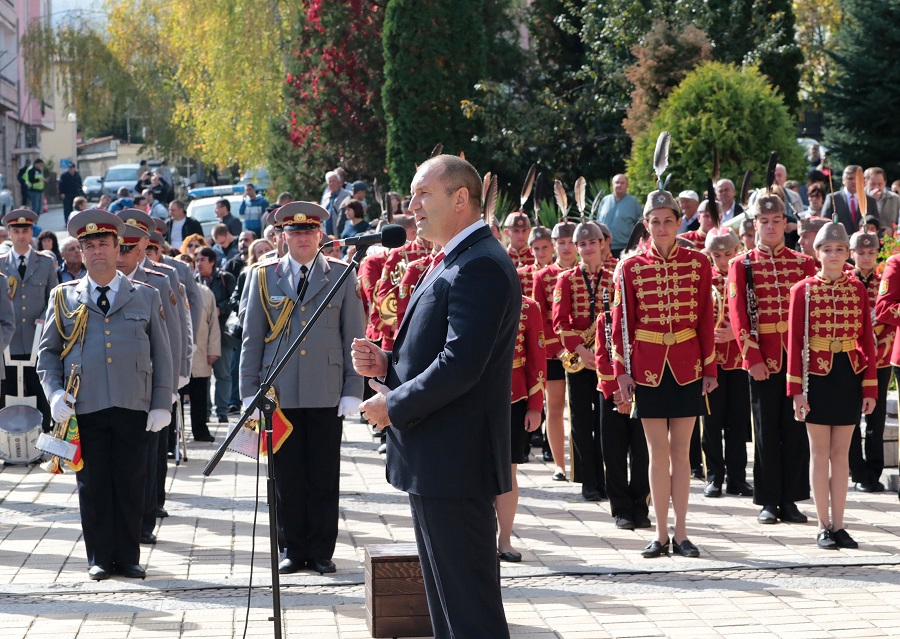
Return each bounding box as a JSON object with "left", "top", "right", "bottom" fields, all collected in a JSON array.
[
  {"left": 274, "top": 407, "right": 342, "bottom": 562},
  {"left": 566, "top": 369, "right": 604, "bottom": 491},
  {"left": 850, "top": 366, "right": 892, "bottom": 485},
  {"left": 409, "top": 493, "right": 509, "bottom": 639},
  {"left": 749, "top": 368, "right": 809, "bottom": 506},
  {"left": 599, "top": 394, "right": 649, "bottom": 521},
  {"left": 185, "top": 376, "right": 212, "bottom": 439},
  {"left": 75, "top": 408, "right": 148, "bottom": 567},
  {"left": 5, "top": 356, "right": 51, "bottom": 431},
  {"left": 702, "top": 367, "right": 750, "bottom": 486}
]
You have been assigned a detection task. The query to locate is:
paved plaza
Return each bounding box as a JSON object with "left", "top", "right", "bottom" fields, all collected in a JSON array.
[{"left": 2, "top": 409, "right": 900, "bottom": 639}]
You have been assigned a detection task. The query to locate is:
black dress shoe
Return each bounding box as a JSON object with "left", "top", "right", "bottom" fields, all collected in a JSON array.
[
  {"left": 118, "top": 564, "right": 146, "bottom": 579},
  {"left": 817, "top": 529, "right": 838, "bottom": 549},
  {"left": 155, "top": 507, "right": 169, "bottom": 518},
  {"left": 542, "top": 450, "right": 553, "bottom": 462},
  {"left": 308, "top": 559, "right": 336, "bottom": 574},
  {"left": 758, "top": 505, "right": 778, "bottom": 524},
  {"left": 498, "top": 550, "right": 522, "bottom": 562},
  {"left": 278, "top": 557, "right": 302, "bottom": 574},
  {"left": 228, "top": 404, "right": 241, "bottom": 414},
  {"left": 725, "top": 481, "right": 754, "bottom": 497},
  {"left": 552, "top": 471, "right": 567, "bottom": 482},
  {"left": 582, "top": 489, "right": 602, "bottom": 502},
  {"left": 703, "top": 482, "right": 722, "bottom": 498},
  {"left": 194, "top": 434, "right": 215, "bottom": 443},
  {"left": 832, "top": 528, "right": 858, "bottom": 549},
  {"left": 217, "top": 415, "right": 228, "bottom": 424},
  {"left": 140, "top": 532, "right": 157, "bottom": 544},
  {"left": 615, "top": 516, "right": 635, "bottom": 530},
  {"left": 88, "top": 565, "right": 112, "bottom": 581},
  {"left": 641, "top": 538, "right": 669, "bottom": 558},
  {"left": 672, "top": 538, "right": 700, "bottom": 558},
  {"left": 692, "top": 468, "right": 705, "bottom": 480},
  {"left": 634, "top": 517, "right": 652, "bottom": 529},
  {"left": 779, "top": 502, "right": 808, "bottom": 523}
]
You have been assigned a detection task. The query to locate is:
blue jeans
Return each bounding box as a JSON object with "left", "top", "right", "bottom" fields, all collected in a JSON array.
[
  {"left": 28, "top": 190, "right": 42, "bottom": 214},
  {"left": 229, "top": 343, "right": 241, "bottom": 407},
  {"left": 212, "top": 334, "right": 236, "bottom": 417}
]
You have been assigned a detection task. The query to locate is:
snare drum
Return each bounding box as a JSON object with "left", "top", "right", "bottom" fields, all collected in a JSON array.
[{"left": 0, "top": 405, "right": 44, "bottom": 464}]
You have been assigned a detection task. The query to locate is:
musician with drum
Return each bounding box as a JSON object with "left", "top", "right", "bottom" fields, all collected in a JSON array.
[{"left": 787, "top": 218, "right": 876, "bottom": 549}]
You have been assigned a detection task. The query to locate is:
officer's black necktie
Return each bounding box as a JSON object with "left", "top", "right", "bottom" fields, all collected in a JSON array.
[
  {"left": 17, "top": 255, "right": 26, "bottom": 280},
  {"left": 97, "top": 285, "right": 110, "bottom": 315},
  {"left": 296, "top": 265, "right": 308, "bottom": 296}
]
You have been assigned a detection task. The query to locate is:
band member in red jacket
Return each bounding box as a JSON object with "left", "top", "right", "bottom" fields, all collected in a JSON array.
[
  {"left": 612, "top": 189, "right": 716, "bottom": 559},
  {"left": 787, "top": 219, "right": 876, "bottom": 549}
]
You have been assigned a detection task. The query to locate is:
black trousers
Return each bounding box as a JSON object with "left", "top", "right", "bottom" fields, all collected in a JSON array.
[
  {"left": 850, "top": 366, "right": 892, "bottom": 485},
  {"left": 5, "top": 357, "right": 51, "bottom": 431},
  {"left": 599, "top": 393, "right": 649, "bottom": 521},
  {"left": 409, "top": 493, "right": 509, "bottom": 639},
  {"left": 274, "top": 407, "right": 342, "bottom": 562},
  {"left": 749, "top": 368, "right": 809, "bottom": 506},
  {"left": 75, "top": 407, "right": 148, "bottom": 568},
  {"left": 185, "top": 376, "right": 211, "bottom": 439},
  {"left": 566, "top": 369, "right": 604, "bottom": 491},
  {"left": 142, "top": 428, "right": 161, "bottom": 534},
  {"left": 702, "top": 366, "right": 750, "bottom": 487}
]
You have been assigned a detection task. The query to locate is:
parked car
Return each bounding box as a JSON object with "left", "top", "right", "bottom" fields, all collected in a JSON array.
[
  {"left": 0, "top": 174, "right": 13, "bottom": 216},
  {"left": 187, "top": 183, "right": 245, "bottom": 200},
  {"left": 186, "top": 194, "right": 245, "bottom": 239},
  {"left": 237, "top": 167, "right": 270, "bottom": 192},
  {"left": 82, "top": 175, "right": 103, "bottom": 201},
  {"left": 100, "top": 163, "right": 142, "bottom": 197}
]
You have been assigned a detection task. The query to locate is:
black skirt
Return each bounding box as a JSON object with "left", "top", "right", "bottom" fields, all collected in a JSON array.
[
  {"left": 509, "top": 400, "right": 529, "bottom": 464},
  {"left": 634, "top": 366, "right": 707, "bottom": 419},
  {"left": 805, "top": 352, "right": 862, "bottom": 426}
]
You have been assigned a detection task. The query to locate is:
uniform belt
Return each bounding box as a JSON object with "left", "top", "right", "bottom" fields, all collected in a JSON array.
[
  {"left": 758, "top": 321, "right": 789, "bottom": 334},
  {"left": 512, "top": 357, "right": 525, "bottom": 368},
  {"left": 808, "top": 336, "right": 855, "bottom": 353},
  {"left": 634, "top": 327, "right": 696, "bottom": 346}
]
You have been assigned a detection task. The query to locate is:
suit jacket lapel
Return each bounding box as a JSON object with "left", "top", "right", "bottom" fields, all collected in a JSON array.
[
  {"left": 276, "top": 256, "right": 295, "bottom": 300},
  {"left": 23, "top": 251, "right": 39, "bottom": 282},
  {"left": 75, "top": 277, "right": 103, "bottom": 315},
  {"left": 302, "top": 254, "right": 329, "bottom": 302}
]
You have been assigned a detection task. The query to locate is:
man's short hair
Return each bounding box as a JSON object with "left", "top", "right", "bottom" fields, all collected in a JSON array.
[
  {"left": 197, "top": 247, "right": 218, "bottom": 262},
  {"left": 176, "top": 253, "right": 195, "bottom": 267},
  {"left": 419, "top": 155, "right": 482, "bottom": 211},
  {"left": 117, "top": 186, "right": 130, "bottom": 197},
  {"left": 170, "top": 199, "right": 185, "bottom": 212},
  {"left": 843, "top": 164, "right": 862, "bottom": 178},
  {"left": 216, "top": 198, "right": 231, "bottom": 212},
  {"left": 60, "top": 237, "right": 80, "bottom": 252},
  {"left": 277, "top": 192, "right": 292, "bottom": 205},
  {"left": 212, "top": 223, "right": 229, "bottom": 238},
  {"left": 394, "top": 214, "right": 416, "bottom": 230},
  {"left": 325, "top": 170, "right": 339, "bottom": 182},
  {"left": 715, "top": 179, "right": 735, "bottom": 190},
  {"left": 142, "top": 188, "right": 154, "bottom": 199},
  {"left": 865, "top": 167, "right": 886, "bottom": 180},
  {"left": 807, "top": 183, "right": 825, "bottom": 199},
  {"left": 133, "top": 195, "right": 146, "bottom": 207}
]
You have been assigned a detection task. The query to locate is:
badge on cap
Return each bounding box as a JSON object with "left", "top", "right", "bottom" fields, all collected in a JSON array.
[
  {"left": 765, "top": 200, "right": 773, "bottom": 210},
  {"left": 657, "top": 195, "right": 665, "bottom": 204},
  {"left": 86, "top": 223, "right": 97, "bottom": 232}
]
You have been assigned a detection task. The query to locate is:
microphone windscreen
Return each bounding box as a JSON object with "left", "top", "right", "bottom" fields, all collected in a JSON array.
[{"left": 380, "top": 224, "right": 407, "bottom": 249}]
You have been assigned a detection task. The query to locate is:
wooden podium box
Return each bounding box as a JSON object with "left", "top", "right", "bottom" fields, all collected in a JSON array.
[{"left": 364, "top": 543, "right": 433, "bottom": 638}]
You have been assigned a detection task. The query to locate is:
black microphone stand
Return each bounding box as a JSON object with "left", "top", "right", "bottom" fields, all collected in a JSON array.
[{"left": 203, "top": 246, "right": 364, "bottom": 639}]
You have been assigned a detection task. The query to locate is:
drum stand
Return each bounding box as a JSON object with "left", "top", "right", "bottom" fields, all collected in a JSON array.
[{"left": 0, "top": 332, "right": 44, "bottom": 465}]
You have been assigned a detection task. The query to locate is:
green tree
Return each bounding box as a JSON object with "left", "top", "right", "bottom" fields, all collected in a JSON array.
[
  {"left": 382, "top": 0, "right": 486, "bottom": 191},
  {"left": 823, "top": 0, "right": 900, "bottom": 175},
  {"left": 793, "top": 0, "right": 845, "bottom": 110},
  {"left": 627, "top": 62, "right": 805, "bottom": 197}
]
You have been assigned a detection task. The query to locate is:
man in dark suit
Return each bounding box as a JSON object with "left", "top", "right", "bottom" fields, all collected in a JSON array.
[
  {"left": 822, "top": 165, "right": 878, "bottom": 235},
  {"left": 353, "top": 155, "right": 517, "bottom": 639}
]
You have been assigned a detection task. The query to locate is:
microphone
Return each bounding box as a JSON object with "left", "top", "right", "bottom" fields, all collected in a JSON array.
[{"left": 327, "top": 224, "right": 407, "bottom": 249}]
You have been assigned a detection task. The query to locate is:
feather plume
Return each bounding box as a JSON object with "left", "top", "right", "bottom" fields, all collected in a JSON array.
[
  {"left": 481, "top": 172, "right": 492, "bottom": 208},
  {"left": 483, "top": 174, "right": 498, "bottom": 223},
  {"left": 520, "top": 164, "right": 537, "bottom": 209},
  {"left": 533, "top": 173, "right": 544, "bottom": 224},
  {"left": 459, "top": 151, "right": 465, "bottom": 160},
  {"left": 662, "top": 174, "right": 672, "bottom": 191},
  {"left": 739, "top": 170, "right": 753, "bottom": 206},
  {"left": 765, "top": 151, "right": 778, "bottom": 194},
  {"left": 554, "top": 180, "right": 569, "bottom": 220},
  {"left": 430, "top": 143, "right": 443, "bottom": 158},
  {"left": 653, "top": 131, "right": 671, "bottom": 189},
  {"left": 623, "top": 221, "right": 649, "bottom": 256},
  {"left": 856, "top": 167, "right": 868, "bottom": 218},
  {"left": 590, "top": 190, "right": 605, "bottom": 219},
  {"left": 574, "top": 176, "right": 587, "bottom": 215},
  {"left": 712, "top": 147, "right": 720, "bottom": 183},
  {"left": 707, "top": 178, "right": 719, "bottom": 228}
]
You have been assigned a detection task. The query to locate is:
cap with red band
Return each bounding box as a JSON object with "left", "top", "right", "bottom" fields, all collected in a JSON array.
[{"left": 67, "top": 209, "right": 125, "bottom": 240}]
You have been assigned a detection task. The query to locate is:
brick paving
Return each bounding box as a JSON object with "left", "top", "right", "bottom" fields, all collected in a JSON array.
[{"left": 2, "top": 410, "right": 900, "bottom": 638}]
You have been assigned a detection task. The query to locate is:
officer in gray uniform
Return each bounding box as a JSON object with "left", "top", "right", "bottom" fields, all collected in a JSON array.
[
  {"left": 0, "top": 276, "right": 18, "bottom": 384},
  {"left": 2, "top": 208, "right": 58, "bottom": 429},
  {"left": 113, "top": 210, "right": 181, "bottom": 544},
  {"left": 240, "top": 202, "right": 365, "bottom": 575},
  {"left": 153, "top": 217, "right": 201, "bottom": 341},
  {"left": 37, "top": 209, "right": 172, "bottom": 581}
]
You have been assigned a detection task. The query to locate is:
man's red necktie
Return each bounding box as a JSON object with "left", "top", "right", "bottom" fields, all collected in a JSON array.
[{"left": 423, "top": 251, "right": 445, "bottom": 281}]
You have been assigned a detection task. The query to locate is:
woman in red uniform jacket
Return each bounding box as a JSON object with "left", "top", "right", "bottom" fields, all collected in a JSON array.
[
  {"left": 612, "top": 189, "right": 717, "bottom": 559},
  {"left": 787, "top": 219, "right": 876, "bottom": 550}
]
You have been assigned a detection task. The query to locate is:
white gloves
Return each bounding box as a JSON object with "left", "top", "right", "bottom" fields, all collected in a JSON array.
[
  {"left": 178, "top": 376, "right": 190, "bottom": 390},
  {"left": 337, "top": 396, "right": 363, "bottom": 417},
  {"left": 146, "top": 408, "right": 171, "bottom": 432},
  {"left": 49, "top": 390, "right": 76, "bottom": 423},
  {"left": 242, "top": 397, "right": 260, "bottom": 421}
]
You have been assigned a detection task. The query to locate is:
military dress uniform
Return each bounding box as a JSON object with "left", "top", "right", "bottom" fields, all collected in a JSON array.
[
  {"left": 395, "top": 253, "right": 432, "bottom": 330},
  {"left": 357, "top": 246, "right": 389, "bottom": 342},
  {"left": 37, "top": 210, "right": 172, "bottom": 578},
  {"left": 727, "top": 195, "right": 817, "bottom": 518},
  {"left": 374, "top": 238, "right": 430, "bottom": 350},
  {"left": 0, "top": 276, "right": 18, "bottom": 386},
  {"left": 2, "top": 208, "right": 58, "bottom": 430},
  {"left": 872, "top": 252, "right": 900, "bottom": 490},
  {"left": 701, "top": 231, "right": 751, "bottom": 496},
  {"left": 552, "top": 222, "right": 614, "bottom": 499},
  {"left": 677, "top": 228, "right": 708, "bottom": 251},
  {"left": 503, "top": 212, "right": 535, "bottom": 269},
  {"left": 240, "top": 202, "right": 365, "bottom": 573},
  {"left": 509, "top": 297, "right": 546, "bottom": 462},
  {"left": 847, "top": 232, "right": 893, "bottom": 491}
]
